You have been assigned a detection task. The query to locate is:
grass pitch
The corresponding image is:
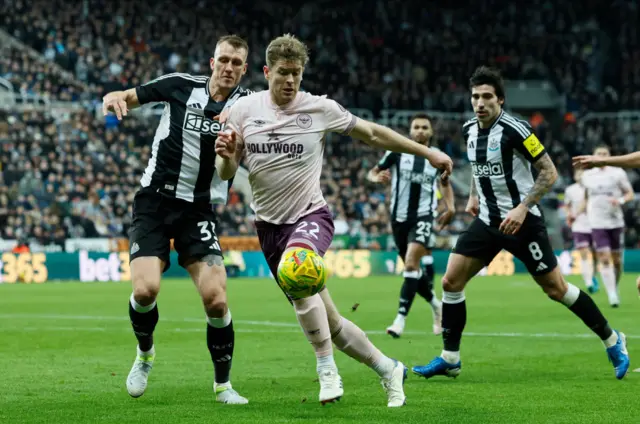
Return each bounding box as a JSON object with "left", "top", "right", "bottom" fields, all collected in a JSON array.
[{"left": 1, "top": 274, "right": 638, "bottom": 423}]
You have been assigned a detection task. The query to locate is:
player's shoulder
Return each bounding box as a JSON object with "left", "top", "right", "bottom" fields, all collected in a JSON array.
[
  {"left": 498, "top": 111, "right": 533, "bottom": 137},
  {"left": 230, "top": 89, "right": 266, "bottom": 108},
  {"left": 462, "top": 117, "right": 478, "bottom": 129},
  {"left": 147, "top": 72, "right": 209, "bottom": 87},
  {"left": 235, "top": 86, "right": 256, "bottom": 97}
]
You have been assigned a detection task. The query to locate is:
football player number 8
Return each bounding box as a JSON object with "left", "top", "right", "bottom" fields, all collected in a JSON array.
[
  {"left": 296, "top": 221, "right": 320, "bottom": 239},
  {"left": 528, "top": 242, "right": 543, "bottom": 260}
]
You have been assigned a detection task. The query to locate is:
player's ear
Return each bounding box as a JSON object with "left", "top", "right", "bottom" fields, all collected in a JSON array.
[
  {"left": 242, "top": 63, "right": 248, "bottom": 75},
  {"left": 210, "top": 57, "right": 215, "bottom": 72},
  {"left": 263, "top": 65, "right": 270, "bottom": 80}
]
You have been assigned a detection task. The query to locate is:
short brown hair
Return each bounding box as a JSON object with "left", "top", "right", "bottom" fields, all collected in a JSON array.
[
  {"left": 266, "top": 34, "right": 309, "bottom": 68},
  {"left": 410, "top": 113, "right": 432, "bottom": 126},
  {"left": 216, "top": 34, "right": 249, "bottom": 53}
]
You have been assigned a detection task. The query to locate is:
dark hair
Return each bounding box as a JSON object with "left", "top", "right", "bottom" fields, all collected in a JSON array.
[
  {"left": 216, "top": 34, "right": 249, "bottom": 53},
  {"left": 410, "top": 113, "right": 432, "bottom": 126},
  {"left": 469, "top": 66, "right": 505, "bottom": 100}
]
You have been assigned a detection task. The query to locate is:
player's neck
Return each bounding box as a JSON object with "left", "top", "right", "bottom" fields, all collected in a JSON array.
[
  {"left": 209, "top": 82, "right": 233, "bottom": 102},
  {"left": 478, "top": 110, "right": 502, "bottom": 129}
]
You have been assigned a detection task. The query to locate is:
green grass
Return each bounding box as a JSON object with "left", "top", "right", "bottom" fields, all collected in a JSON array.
[{"left": 1, "top": 275, "right": 638, "bottom": 423}]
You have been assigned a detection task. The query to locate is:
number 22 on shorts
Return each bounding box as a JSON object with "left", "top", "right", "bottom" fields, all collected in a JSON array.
[{"left": 295, "top": 221, "right": 319, "bottom": 239}]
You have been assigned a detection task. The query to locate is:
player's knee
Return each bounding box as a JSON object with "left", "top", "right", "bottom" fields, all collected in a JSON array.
[
  {"left": 404, "top": 260, "right": 420, "bottom": 272},
  {"left": 441, "top": 275, "right": 462, "bottom": 292},
  {"left": 597, "top": 253, "right": 612, "bottom": 266},
  {"left": 204, "top": 294, "right": 228, "bottom": 318},
  {"left": 131, "top": 272, "right": 160, "bottom": 304},
  {"left": 539, "top": 278, "right": 567, "bottom": 302}
]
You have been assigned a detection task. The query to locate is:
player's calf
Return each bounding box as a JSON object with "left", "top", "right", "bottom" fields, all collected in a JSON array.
[
  {"left": 535, "top": 267, "right": 629, "bottom": 379},
  {"left": 186, "top": 254, "right": 247, "bottom": 403}
]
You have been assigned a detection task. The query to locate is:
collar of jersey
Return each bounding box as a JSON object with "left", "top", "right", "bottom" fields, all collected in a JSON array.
[{"left": 205, "top": 78, "right": 241, "bottom": 102}]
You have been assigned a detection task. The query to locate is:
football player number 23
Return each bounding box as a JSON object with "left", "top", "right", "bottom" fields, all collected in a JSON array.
[{"left": 1, "top": 252, "right": 48, "bottom": 284}]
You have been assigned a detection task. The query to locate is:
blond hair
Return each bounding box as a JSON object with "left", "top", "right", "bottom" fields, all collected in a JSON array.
[
  {"left": 266, "top": 34, "right": 309, "bottom": 68},
  {"left": 215, "top": 34, "right": 249, "bottom": 54}
]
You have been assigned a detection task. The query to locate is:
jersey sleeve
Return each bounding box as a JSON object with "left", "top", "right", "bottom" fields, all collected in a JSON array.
[
  {"left": 321, "top": 97, "right": 358, "bottom": 135},
  {"left": 377, "top": 151, "right": 399, "bottom": 170},
  {"left": 224, "top": 97, "right": 247, "bottom": 138},
  {"left": 504, "top": 119, "right": 546, "bottom": 163},
  {"left": 135, "top": 74, "right": 186, "bottom": 104},
  {"left": 618, "top": 169, "right": 633, "bottom": 192}
]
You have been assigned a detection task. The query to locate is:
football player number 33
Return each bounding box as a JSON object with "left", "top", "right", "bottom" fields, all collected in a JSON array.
[{"left": 1, "top": 252, "right": 48, "bottom": 283}]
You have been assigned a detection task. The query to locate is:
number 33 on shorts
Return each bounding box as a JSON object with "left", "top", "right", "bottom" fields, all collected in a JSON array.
[{"left": 197, "top": 221, "right": 221, "bottom": 251}]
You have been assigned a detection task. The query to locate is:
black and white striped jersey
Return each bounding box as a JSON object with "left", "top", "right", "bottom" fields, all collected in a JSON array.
[
  {"left": 464, "top": 110, "right": 546, "bottom": 227},
  {"left": 135, "top": 72, "right": 252, "bottom": 204},
  {"left": 377, "top": 149, "right": 440, "bottom": 222}
]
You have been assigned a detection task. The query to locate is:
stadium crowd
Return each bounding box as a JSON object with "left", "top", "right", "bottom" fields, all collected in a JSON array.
[{"left": 1, "top": 0, "right": 639, "bottom": 249}]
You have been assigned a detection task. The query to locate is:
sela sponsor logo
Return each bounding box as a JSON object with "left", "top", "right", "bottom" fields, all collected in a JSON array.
[
  {"left": 399, "top": 170, "right": 434, "bottom": 184},
  {"left": 246, "top": 142, "right": 304, "bottom": 159},
  {"left": 471, "top": 161, "right": 504, "bottom": 177},
  {"left": 184, "top": 112, "right": 223, "bottom": 135}
]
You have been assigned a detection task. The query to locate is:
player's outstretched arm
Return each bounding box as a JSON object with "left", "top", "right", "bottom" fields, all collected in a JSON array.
[
  {"left": 215, "top": 128, "right": 243, "bottom": 181},
  {"left": 573, "top": 152, "right": 640, "bottom": 169},
  {"left": 522, "top": 153, "right": 558, "bottom": 209},
  {"left": 349, "top": 118, "right": 453, "bottom": 178},
  {"left": 102, "top": 88, "right": 140, "bottom": 120}
]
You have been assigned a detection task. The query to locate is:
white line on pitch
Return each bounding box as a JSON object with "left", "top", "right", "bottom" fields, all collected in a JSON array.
[{"left": 0, "top": 313, "right": 638, "bottom": 340}]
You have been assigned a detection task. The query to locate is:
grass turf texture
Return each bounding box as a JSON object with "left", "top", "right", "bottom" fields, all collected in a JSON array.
[{"left": 1, "top": 275, "right": 638, "bottom": 423}]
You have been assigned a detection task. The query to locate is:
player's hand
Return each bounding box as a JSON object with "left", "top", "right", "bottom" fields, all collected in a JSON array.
[
  {"left": 465, "top": 196, "right": 479, "bottom": 217},
  {"left": 572, "top": 155, "right": 604, "bottom": 169},
  {"left": 427, "top": 149, "right": 453, "bottom": 181},
  {"left": 499, "top": 203, "right": 528, "bottom": 235},
  {"left": 436, "top": 208, "right": 455, "bottom": 231},
  {"left": 377, "top": 170, "right": 391, "bottom": 184},
  {"left": 215, "top": 129, "right": 237, "bottom": 159},
  {"left": 102, "top": 94, "right": 128, "bottom": 120},
  {"left": 213, "top": 108, "right": 231, "bottom": 124},
  {"left": 609, "top": 197, "right": 621, "bottom": 207}
]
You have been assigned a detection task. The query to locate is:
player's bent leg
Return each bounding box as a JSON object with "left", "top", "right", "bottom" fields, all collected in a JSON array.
[
  {"left": 278, "top": 249, "right": 342, "bottom": 405},
  {"left": 126, "top": 257, "right": 164, "bottom": 398},
  {"left": 611, "top": 251, "right": 623, "bottom": 285},
  {"left": 320, "top": 289, "right": 406, "bottom": 407},
  {"left": 185, "top": 255, "right": 248, "bottom": 405},
  {"left": 533, "top": 266, "right": 629, "bottom": 379},
  {"left": 597, "top": 250, "right": 619, "bottom": 306},
  {"left": 577, "top": 247, "right": 597, "bottom": 293},
  {"left": 412, "top": 253, "right": 485, "bottom": 380}
]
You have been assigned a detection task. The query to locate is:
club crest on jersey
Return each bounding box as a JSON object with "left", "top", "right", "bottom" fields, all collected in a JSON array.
[
  {"left": 488, "top": 134, "right": 501, "bottom": 151},
  {"left": 296, "top": 114, "right": 312, "bottom": 129}
]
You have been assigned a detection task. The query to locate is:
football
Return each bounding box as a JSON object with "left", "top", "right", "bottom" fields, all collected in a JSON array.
[{"left": 277, "top": 248, "right": 327, "bottom": 299}]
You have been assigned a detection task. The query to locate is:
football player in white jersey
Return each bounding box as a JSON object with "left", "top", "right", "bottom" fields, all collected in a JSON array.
[
  {"left": 564, "top": 169, "right": 599, "bottom": 293},
  {"left": 573, "top": 149, "right": 639, "bottom": 298}
]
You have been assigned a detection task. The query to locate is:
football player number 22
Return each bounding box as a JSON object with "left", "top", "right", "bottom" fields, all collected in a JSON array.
[{"left": 295, "top": 221, "right": 320, "bottom": 240}]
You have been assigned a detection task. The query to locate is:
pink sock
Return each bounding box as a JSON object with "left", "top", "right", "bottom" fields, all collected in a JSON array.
[
  {"left": 331, "top": 317, "right": 395, "bottom": 378},
  {"left": 293, "top": 295, "right": 334, "bottom": 360}
]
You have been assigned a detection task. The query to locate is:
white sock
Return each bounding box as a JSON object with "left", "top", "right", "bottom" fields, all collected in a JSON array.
[
  {"left": 430, "top": 296, "right": 442, "bottom": 311},
  {"left": 317, "top": 354, "right": 336, "bottom": 372},
  {"left": 372, "top": 356, "right": 396, "bottom": 379},
  {"left": 580, "top": 259, "right": 593, "bottom": 288},
  {"left": 130, "top": 293, "right": 156, "bottom": 313},
  {"left": 137, "top": 345, "right": 155, "bottom": 357},
  {"left": 207, "top": 309, "right": 232, "bottom": 328},
  {"left": 600, "top": 265, "right": 619, "bottom": 304},
  {"left": 603, "top": 331, "right": 619, "bottom": 349},
  {"left": 393, "top": 314, "right": 406, "bottom": 325},
  {"left": 441, "top": 350, "right": 460, "bottom": 364}
]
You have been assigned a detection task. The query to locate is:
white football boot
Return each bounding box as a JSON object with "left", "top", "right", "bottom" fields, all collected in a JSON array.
[
  {"left": 214, "top": 382, "right": 249, "bottom": 404},
  {"left": 381, "top": 360, "right": 407, "bottom": 407},
  {"left": 386, "top": 315, "right": 405, "bottom": 338},
  {"left": 318, "top": 367, "right": 343, "bottom": 405},
  {"left": 126, "top": 346, "right": 155, "bottom": 398}
]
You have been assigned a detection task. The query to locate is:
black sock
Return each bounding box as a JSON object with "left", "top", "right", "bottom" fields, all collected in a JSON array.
[
  {"left": 128, "top": 300, "right": 159, "bottom": 352},
  {"left": 398, "top": 271, "right": 421, "bottom": 316},
  {"left": 423, "top": 259, "right": 435, "bottom": 283},
  {"left": 416, "top": 274, "right": 434, "bottom": 302},
  {"left": 442, "top": 292, "right": 466, "bottom": 352},
  {"left": 207, "top": 319, "right": 235, "bottom": 384},
  {"left": 567, "top": 290, "right": 613, "bottom": 340}
]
